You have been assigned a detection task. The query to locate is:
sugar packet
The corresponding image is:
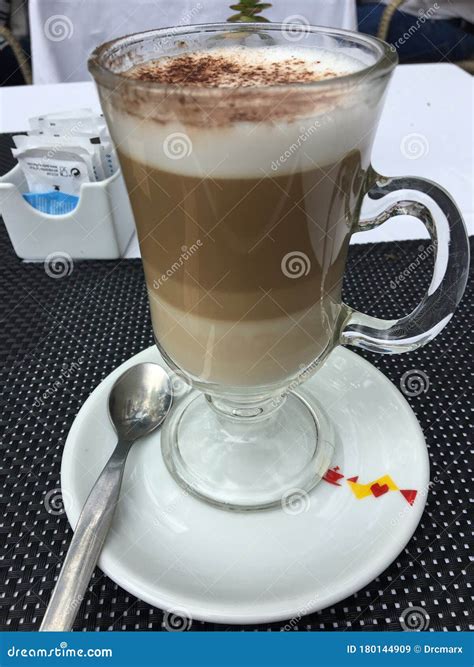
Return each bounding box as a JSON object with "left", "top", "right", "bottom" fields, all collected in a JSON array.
[{"left": 12, "top": 110, "right": 119, "bottom": 213}]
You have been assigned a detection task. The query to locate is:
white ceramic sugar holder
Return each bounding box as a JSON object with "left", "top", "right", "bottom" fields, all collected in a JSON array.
[{"left": 0, "top": 165, "right": 135, "bottom": 260}]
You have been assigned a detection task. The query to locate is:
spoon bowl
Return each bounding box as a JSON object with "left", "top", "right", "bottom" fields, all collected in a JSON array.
[
  {"left": 109, "top": 363, "right": 173, "bottom": 441},
  {"left": 40, "top": 362, "right": 172, "bottom": 631}
]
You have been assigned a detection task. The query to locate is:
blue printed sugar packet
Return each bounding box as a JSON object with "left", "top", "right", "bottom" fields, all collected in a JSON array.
[{"left": 23, "top": 191, "right": 79, "bottom": 215}]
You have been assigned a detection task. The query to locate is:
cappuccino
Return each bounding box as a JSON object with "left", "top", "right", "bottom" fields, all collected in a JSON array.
[{"left": 105, "top": 47, "right": 378, "bottom": 388}]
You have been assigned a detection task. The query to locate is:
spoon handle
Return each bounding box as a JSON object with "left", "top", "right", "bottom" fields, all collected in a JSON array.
[{"left": 40, "top": 439, "right": 131, "bottom": 631}]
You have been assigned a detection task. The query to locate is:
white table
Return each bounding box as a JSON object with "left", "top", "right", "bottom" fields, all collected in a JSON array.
[{"left": 0, "top": 63, "right": 472, "bottom": 251}]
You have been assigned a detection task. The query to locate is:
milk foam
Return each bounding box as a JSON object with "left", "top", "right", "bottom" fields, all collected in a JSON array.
[
  {"left": 207, "top": 44, "right": 362, "bottom": 79},
  {"left": 126, "top": 45, "right": 363, "bottom": 86},
  {"left": 104, "top": 46, "right": 381, "bottom": 179}
]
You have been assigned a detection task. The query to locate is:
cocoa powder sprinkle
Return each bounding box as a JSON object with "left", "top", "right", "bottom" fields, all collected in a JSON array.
[{"left": 125, "top": 52, "right": 344, "bottom": 87}]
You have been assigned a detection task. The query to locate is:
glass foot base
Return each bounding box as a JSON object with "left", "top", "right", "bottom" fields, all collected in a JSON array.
[{"left": 161, "top": 388, "right": 334, "bottom": 511}]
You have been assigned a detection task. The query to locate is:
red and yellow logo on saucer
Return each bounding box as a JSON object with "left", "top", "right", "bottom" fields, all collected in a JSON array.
[{"left": 323, "top": 466, "right": 417, "bottom": 505}]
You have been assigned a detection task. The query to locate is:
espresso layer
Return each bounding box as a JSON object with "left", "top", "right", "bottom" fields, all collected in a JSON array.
[
  {"left": 118, "top": 151, "right": 367, "bottom": 386},
  {"left": 119, "top": 152, "right": 363, "bottom": 317}
]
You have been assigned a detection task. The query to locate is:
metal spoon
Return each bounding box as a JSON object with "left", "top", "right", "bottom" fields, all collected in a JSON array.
[{"left": 40, "top": 363, "right": 172, "bottom": 631}]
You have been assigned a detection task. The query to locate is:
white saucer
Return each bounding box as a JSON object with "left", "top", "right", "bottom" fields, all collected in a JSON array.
[{"left": 61, "top": 346, "right": 429, "bottom": 625}]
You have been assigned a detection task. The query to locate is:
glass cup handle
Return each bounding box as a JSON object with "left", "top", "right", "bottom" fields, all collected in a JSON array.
[{"left": 340, "top": 172, "right": 470, "bottom": 353}]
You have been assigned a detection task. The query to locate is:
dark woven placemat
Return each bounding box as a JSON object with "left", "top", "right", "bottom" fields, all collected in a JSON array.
[{"left": 0, "top": 135, "right": 472, "bottom": 632}]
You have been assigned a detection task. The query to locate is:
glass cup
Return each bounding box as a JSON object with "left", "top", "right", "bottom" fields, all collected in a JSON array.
[{"left": 89, "top": 23, "right": 469, "bottom": 510}]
